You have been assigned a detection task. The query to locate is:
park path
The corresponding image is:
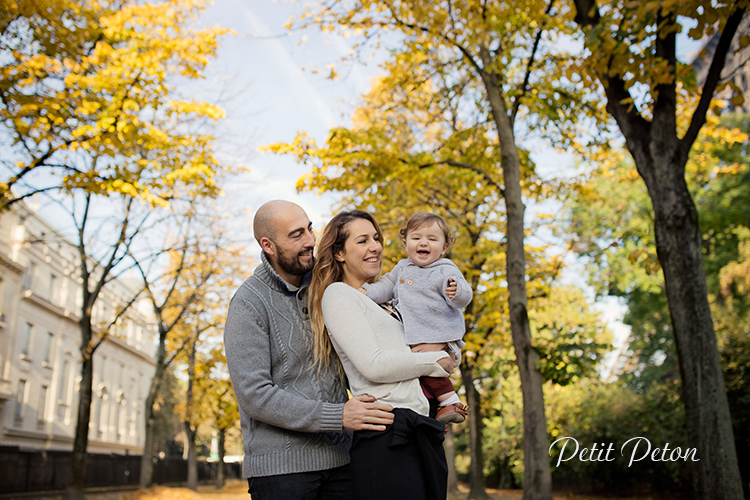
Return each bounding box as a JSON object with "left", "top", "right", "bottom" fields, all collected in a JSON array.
[{"left": 1, "top": 480, "right": 655, "bottom": 500}]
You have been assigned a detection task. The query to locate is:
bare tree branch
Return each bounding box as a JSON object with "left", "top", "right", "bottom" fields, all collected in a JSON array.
[
  {"left": 681, "top": 5, "right": 747, "bottom": 158},
  {"left": 511, "top": 0, "right": 556, "bottom": 127}
]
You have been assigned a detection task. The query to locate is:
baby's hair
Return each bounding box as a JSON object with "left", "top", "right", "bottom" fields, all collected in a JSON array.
[{"left": 399, "top": 212, "right": 457, "bottom": 247}]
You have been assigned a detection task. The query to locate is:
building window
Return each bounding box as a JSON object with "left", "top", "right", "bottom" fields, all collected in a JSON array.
[
  {"left": 57, "top": 359, "right": 70, "bottom": 420},
  {"left": 21, "top": 322, "right": 33, "bottom": 358},
  {"left": 43, "top": 332, "right": 54, "bottom": 366},
  {"left": 23, "top": 262, "right": 36, "bottom": 291},
  {"left": 115, "top": 391, "right": 126, "bottom": 438},
  {"left": 15, "top": 379, "right": 28, "bottom": 421},
  {"left": 38, "top": 385, "right": 48, "bottom": 422},
  {"left": 95, "top": 386, "right": 109, "bottom": 435},
  {"left": 49, "top": 274, "right": 57, "bottom": 304}
]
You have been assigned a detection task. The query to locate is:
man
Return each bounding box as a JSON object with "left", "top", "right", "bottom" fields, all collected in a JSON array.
[{"left": 224, "top": 200, "right": 395, "bottom": 500}]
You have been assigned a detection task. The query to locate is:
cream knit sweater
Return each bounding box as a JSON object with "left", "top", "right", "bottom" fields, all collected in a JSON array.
[{"left": 321, "top": 282, "right": 450, "bottom": 416}]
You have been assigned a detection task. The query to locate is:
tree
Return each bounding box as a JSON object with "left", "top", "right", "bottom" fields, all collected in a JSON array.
[
  {"left": 196, "top": 347, "right": 240, "bottom": 489},
  {"left": 559, "top": 113, "right": 750, "bottom": 494},
  {"left": 1, "top": 2, "right": 229, "bottom": 497},
  {"left": 267, "top": 53, "right": 608, "bottom": 496},
  {"left": 134, "top": 204, "right": 249, "bottom": 488},
  {"left": 568, "top": 3, "right": 747, "bottom": 497},
  {"left": 0, "top": 0, "right": 227, "bottom": 209},
  {"left": 285, "top": 2, "right": 610, "bottom": 496},
  {"left": 173, "top": 235, "right": 244, "bottom": 491}
]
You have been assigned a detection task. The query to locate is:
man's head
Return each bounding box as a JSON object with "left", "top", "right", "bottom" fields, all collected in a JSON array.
[{"left": 254, "top": 200, "right": 316, "bottom": 286}]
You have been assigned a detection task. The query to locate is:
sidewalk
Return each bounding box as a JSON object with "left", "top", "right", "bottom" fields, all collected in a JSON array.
[
  {"left": 0, "top": 481, "right": 247, "bottom": 500},
  {"left": 3, "top": 481, "right": 658, "bottom": 500}
]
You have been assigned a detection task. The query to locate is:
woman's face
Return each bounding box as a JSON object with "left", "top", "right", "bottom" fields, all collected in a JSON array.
[{"left": 335, "top": 218, "right": 383, "bottom": 288}]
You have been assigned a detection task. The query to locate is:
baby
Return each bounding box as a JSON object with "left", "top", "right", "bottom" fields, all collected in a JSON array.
[{"left": 364, "top": 212, "right": 472, "bottom": 424}]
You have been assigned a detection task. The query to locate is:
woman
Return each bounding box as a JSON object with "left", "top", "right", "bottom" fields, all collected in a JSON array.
[{"left": 308, "top": 210, "right": 455, "bottom": 500}]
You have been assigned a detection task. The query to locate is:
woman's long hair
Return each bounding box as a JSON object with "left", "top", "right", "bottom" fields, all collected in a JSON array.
[{"left": 309, "top": 210, "right": 384, "bottom": 381}]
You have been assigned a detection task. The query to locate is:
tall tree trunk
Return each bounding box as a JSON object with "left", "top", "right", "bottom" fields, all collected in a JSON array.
[
  {"left": 140, "top": 372, "right": 159, "bottom": 488},
  {"left": 569, "top": 4, "right": 746, "bottom": 497},
  {"left": 185, "top": 339, "right": 198, "bottom": 491},
  {"left": 637, "top": 151, "right": 742, "bottom": 500},
  {"left": 140, "top": 327, "right": 167, "bottom": 488},
  {"left": 66, "top": 329, "right": 94, "bottom": 500},
  {"left": 460, "top": 361, "right": 488, "bottom": 500},
  {"left": 444, "top": 427, "right": 459, "bottom": 495},
  {"left": 185, "top": 422, "right": 197, "bottom": 490},
  {"left": 67, "top": 317, "right": 97, "bottom": 500},
  {"left": 216, "top": 428, "right": 226, "bottom": 489},
  {"left": 478, "top": 47, "right": 552, "bottom": 500}
]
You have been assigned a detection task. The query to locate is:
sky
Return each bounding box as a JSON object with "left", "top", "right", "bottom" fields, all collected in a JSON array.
[
  {"left": 193, "top": 1, "right": 706, "bottom": 372},
  {"left": 197, "top": 0, "right": 380, "bottom": 227}
]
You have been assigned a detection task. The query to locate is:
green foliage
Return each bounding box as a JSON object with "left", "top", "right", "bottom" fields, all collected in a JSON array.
[
  {"left": 531, "top": 285, "right": 611, "bottom": 386},
  {"left": 546, "top": 379, "right": 690, "bottom": 496},
  {"left": 559, "top": 114, "right": 750, "bottom": 491},
  {"left": 560, "top": 114, "right": 750, "bottom": 391},
  {"left": 152, "top": 365, "right": 185, "bottom": 458}
]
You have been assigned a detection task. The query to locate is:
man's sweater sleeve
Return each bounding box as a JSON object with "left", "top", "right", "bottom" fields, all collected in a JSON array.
[
  {"left": 322, "top": 284, "right": 449, "bottom": 384},
  {"left": 224, "top": 293, "right": 344, "bottom": 433},
  {"left": 362, "top": 263, "right": 399, "bottom": 303}
]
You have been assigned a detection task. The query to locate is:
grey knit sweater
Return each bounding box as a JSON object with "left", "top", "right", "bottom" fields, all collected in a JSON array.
[{"left": 223, "top": 253, "right": 351, "bottom": 478}]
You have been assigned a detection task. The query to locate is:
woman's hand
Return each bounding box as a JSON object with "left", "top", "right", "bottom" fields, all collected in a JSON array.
[{"left": 437, "top": 354, "right": 456, "bottom": 374}]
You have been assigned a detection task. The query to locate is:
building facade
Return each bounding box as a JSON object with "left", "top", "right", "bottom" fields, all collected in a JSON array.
[{"left": 0, "top": 202, "right": 156, "bottom": 455}]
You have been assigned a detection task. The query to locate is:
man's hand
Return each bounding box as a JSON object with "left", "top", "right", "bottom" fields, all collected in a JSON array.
[{"left": 343, "top": 394, "right": 394, "bottom": 431}]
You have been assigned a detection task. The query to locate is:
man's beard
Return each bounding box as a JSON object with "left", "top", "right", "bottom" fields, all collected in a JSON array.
[{"left": 276, "top": 247, "right": 315, "bottom": 277}]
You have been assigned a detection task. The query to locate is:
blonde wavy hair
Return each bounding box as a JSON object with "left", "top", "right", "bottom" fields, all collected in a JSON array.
[{"left": 309, "top": 210, "right": 384, "bottom": 381}]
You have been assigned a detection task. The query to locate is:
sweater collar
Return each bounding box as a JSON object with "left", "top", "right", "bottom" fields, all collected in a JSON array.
[
  {"left": 256, "top": 251, "right": 311, "bottom": 293},
  {"left": 404, "top": 257, "right": 450, "bottom": 269}
]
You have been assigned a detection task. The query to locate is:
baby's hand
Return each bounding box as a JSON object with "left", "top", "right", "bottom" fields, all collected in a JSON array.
[
  {"left": 445, "top": 279, "right": 457, "bottom": 299},
  {"left": 358, "top": 286, "right": 368, "bottom": 296}
]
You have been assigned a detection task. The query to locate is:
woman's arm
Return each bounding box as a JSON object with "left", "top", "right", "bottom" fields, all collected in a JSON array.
[{"left": 323, "top": 284, "right": 450, "bottom": 384}]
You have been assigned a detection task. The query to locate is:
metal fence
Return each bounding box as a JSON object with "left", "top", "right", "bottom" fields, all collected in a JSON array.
[{"left": 0, "top": 446, "right": 242, "bottom": 494}]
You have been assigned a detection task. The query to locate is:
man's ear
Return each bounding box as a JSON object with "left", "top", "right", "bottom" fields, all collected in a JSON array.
[{"left": 259, "top": 237, "right": 275, "bottom": 256}]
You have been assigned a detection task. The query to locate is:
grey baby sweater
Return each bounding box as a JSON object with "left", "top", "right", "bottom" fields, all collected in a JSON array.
[
  {"left": 223, "top": 253, "right": 350, "bottom": 478},
  {"left": 364, "top": 257, "right": 473, "bottom": 345}
]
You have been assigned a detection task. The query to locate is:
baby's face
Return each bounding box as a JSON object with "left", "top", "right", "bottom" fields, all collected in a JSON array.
[{"left": 404, "top": 222, "right": 448, "bottom": 267}]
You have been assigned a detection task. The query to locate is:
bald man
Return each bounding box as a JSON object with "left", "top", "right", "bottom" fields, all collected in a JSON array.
[{"left": 224, "top": 201, "right": 394, "bottom": 500}]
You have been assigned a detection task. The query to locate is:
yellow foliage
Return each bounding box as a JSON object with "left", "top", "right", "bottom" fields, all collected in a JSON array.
[{"left": 1, "top": 0, "right": 233, "bottom": 207}]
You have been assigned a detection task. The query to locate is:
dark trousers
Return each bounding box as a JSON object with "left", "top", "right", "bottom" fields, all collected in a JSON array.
[
  {"left": 349, "top": 408, "right": 448, "bottom": 500},
  {"left": 247, "top": 464, "right": 353, "bottom": 500}
]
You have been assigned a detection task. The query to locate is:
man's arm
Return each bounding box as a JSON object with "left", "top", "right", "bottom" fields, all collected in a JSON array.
[
  {"left": 224, "top": 292, "right": 344, "bottom": 433},
  {"left": 224, "top": 291, "right": 393, "bottom": 433}
]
